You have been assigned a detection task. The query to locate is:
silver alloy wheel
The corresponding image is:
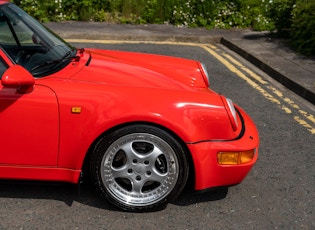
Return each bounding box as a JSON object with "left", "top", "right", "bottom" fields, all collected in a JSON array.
[{"left": 100, "top": 133, "right": 179, "bottom": 207}]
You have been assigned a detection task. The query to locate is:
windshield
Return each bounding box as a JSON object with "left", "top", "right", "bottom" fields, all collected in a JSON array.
[{"left": 0, "top": 3, "right": 76, "bottom": 77}]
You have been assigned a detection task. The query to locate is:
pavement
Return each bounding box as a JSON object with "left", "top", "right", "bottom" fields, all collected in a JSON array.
[{"left": 45, "top": 22, "right": 315, "bottom": 105}]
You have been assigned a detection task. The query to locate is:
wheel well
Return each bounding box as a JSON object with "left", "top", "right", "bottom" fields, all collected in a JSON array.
[{"left": 81, "top": 121, "right": 195, "bottom": 187}]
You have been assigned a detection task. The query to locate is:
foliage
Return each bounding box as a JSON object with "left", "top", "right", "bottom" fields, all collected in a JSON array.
[
  {"left": 266, "top": 0, "right": 296, "bottom": 37},
  {"left": 10, "top": 0, "right": 315, "bottom": 55},
  {"left": 13, "top": 0, "right": 111, "bottom": 21},
  {"left": 266, "top": 0, "right": 315, "bottom": 55},
  {"left": 290, "top": 0, "right": 315, "bottom": 55},
  {"left": 13, "top": 0, "right": 272, "bottom": 30},
  {"left": 161, "top": 0, "right": 272, "bottom": 30}
]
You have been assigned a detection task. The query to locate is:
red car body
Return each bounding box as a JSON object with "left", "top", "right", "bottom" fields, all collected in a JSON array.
[{"left": 0, "top": 2, "right": 259, "bottom": 211}]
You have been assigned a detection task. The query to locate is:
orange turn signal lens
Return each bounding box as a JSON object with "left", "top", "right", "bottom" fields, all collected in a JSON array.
[
  {"left": 71, "top": 107, "right": 82, "bottom": 114},
  {"left": 217, "top": 150, "right": 255, "bottom": 165}
]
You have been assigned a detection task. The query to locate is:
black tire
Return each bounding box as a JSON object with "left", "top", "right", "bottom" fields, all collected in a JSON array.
[{"left": 90, "top": 124, "right": 189, "bottom": 212}]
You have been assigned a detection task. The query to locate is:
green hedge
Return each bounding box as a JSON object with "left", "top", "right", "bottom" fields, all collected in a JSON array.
[
  {"left": 290, "top": 1, "right": 315, "bottom": 55},
  {"left": 12, "top": 0, "right": 272, "bottom": 30},
  {"left": 266, "top": 0, "right": 296, "bottom": 38},
  {"left": 267, "top": 0, "right": 315, "bottom": 55},
  {"left": 11, "top": 0, "right": 315, "bottom": 55}
]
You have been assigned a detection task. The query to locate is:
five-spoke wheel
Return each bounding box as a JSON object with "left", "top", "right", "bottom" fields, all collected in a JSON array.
[{"left": 91, "top": 125, "right": 189, "bottom": 212}]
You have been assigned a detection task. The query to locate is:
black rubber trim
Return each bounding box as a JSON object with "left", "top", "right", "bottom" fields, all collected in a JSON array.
[{"left": 85, "top": 53, "right": 92, "bottom": 66}]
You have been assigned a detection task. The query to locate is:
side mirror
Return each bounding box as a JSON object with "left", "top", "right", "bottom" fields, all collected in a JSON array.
[{"left": 1, "top": 65, "right": 35, "bottom": 93}]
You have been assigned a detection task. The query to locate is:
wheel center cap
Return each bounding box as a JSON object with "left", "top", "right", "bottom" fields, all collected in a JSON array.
[{"left": 135, "top": 165, "right": 146, "bottom": 175}]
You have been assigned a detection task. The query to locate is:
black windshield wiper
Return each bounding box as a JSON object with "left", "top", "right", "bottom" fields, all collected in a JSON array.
[{"left": 31, "top": 49, "right": 79, "bottom": 72}]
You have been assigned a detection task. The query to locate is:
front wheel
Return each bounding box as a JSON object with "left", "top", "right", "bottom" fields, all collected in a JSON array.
[{"left": 90, "top": 125, "right": 189, "bottom": 212}]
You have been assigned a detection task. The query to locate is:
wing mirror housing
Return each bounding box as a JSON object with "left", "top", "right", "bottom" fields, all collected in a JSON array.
[{"left": 1, "top": 65, "right": 35, "bottom": 93}]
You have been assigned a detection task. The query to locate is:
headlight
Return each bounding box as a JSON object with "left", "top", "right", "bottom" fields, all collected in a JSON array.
[
  {"left": 199, "top": 62, "right": 210, "bottom": 87},
  {"left": 221, "top": 96, "right": 238, "bottom": 131}
]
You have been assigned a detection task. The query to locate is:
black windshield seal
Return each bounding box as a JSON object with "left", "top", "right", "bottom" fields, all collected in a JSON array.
[
  {"left": 27, "top": 45, "right": 78, "bottom": 78},
  {"left": 31, "top": 47, "right": 77, "bottom": 77}
]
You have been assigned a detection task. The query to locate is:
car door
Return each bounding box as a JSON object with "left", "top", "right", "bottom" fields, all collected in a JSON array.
[{"left": 0, "top": 54, "right": 59, "bottom": 166}]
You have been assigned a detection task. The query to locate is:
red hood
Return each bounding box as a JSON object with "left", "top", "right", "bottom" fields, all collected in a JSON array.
[{"left": 71, "top": 49, "right": 208, "bottom": 90}]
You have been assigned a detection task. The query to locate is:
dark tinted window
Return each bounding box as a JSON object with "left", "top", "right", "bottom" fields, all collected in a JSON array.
[
  {"left": 0, "top": 57, "right": 8, "bottom": 79},
  {"left": 0, "top": 4, "right": 75, "bottom": 78}
]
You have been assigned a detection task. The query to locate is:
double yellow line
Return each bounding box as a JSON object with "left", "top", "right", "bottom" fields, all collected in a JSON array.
[
  {"left": 202, "top": 43, "right": 315, "bottom": 135},
  {"left": 67, "top": 39, "right": 315, "bottom": 135}
]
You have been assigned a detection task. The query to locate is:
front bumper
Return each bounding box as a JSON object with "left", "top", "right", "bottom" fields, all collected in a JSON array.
[{"left": 188, "top": 106, "right": 259, "bottom": 191}]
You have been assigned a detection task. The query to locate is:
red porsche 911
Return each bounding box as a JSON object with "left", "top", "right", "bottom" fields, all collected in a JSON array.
[{"left": 0, "top": 1, "right": 259, "bottom": 211}]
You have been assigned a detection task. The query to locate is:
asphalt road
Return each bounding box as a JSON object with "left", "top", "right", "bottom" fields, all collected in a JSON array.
[{"left": 0, "top": 42, "right": 314, "bottom": 229}]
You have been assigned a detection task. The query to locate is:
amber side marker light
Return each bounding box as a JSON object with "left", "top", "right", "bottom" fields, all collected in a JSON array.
[
  {"left": 217, "top": 149, "right": 255, "bottom": 165},
  {"left": 71, "top": 107, "right": 82, "bottom": 114}
]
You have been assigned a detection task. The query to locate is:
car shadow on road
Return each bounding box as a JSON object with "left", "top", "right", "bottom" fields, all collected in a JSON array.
[
  {"left": 0, "top": 180, "right": 118, "bottom": 211},
  {"left": 173, "top": 184, "right": 228, "bottom": 207},
  {"left": 171, "top": 174, "right": 228, "bottom": 207},
  {"left": 0, "top": 179, "right": 228, "bottom": 211}
]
